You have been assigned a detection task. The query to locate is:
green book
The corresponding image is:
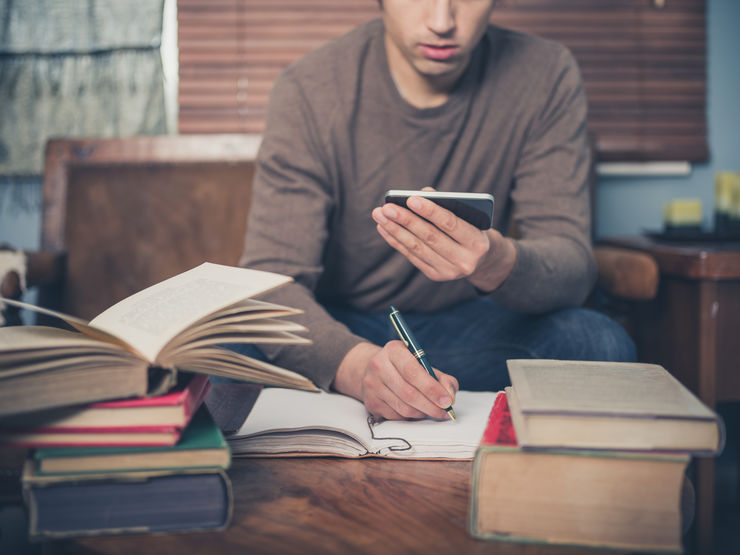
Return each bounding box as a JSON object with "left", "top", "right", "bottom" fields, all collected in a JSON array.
[{"left": 33, "top": 407, "right": 230, "bottom": 475}]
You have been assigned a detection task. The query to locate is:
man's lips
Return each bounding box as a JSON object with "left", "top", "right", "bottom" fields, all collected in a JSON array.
[{"left": 419, "top": 44, "right": 460, "bottom": 61}]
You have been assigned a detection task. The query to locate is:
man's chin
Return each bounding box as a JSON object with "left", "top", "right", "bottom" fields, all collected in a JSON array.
[{"left": 415, "top": 59, "right": 465, "bottom": 82}]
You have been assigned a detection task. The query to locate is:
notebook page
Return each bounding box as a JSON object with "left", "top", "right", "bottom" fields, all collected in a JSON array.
[
  {"left": 232, "top": 389, "right": 376, "bottom": 453},
  {"left": 231, "top": 389, "right": 498, "bottom": 458},
  {"left": 372, "top": 391, "right": 498, "bottom": 458}
]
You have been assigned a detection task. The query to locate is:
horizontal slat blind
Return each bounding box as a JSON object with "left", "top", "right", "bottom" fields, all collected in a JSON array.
[
  {"left": 493, "top": 0, "right": 707, "bottom": 162},
  {"left": 178, "top": 0, "right": 707, "bottom": 162},
  {"left": 178, "top": 0, "right": 377, "bottom": 134}
]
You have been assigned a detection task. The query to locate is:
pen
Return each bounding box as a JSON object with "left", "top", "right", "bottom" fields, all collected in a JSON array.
[{"left": 388, "top": 306, "right": 456, "bottom": 421}]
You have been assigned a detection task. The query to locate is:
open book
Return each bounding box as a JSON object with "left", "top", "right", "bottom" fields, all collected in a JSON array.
[
  {"left": 0, "top": 263, "right": 317, "bottom": 417},
  {"left": 227, "top": 388, "right": 498, "bottom": 459}
]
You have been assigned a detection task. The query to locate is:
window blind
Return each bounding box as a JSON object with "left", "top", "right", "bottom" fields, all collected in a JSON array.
[{"left": 177, "top": 0, "right": 707, "bottom": 162}]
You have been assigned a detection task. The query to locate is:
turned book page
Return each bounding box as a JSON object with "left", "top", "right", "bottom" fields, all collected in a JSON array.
[
  {"left": 2, "top": 263, "right": 295, "bottom": 364},
  {"left": 89, "top": 263, "right": 294, "bottom": 362}
]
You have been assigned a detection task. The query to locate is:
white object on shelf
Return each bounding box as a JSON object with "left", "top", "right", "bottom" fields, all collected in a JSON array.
[{"left": 597, "top": 162, "right": 692, "bottom": 177}]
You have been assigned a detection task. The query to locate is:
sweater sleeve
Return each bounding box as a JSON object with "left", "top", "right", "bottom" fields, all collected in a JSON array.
[
  {"left": 490, "top": 46, "right": 596, "bottom": 313},
  {"left": 239, "top": 70, "right": 366, "bottom": 390}
]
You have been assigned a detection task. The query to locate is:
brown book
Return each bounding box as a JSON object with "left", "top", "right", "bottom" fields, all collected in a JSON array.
[
  {"left": 505, "top": 359, "right": 723, "bottom": 455},
  {"left": 0, "top": 263, "right": 317, "bottom": 418},
  {"left": 470, "top": 392, "right": 689, "bottom": 553}
]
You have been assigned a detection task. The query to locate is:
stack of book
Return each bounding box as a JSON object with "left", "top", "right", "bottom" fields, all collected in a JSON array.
[
  {"left": 0, "top": 262, "right": 319, "bottom": 540},
  {"left": 19, "top": 390, "right": 234, "bottom": 540},
  {"left": 469, "top": 359, "right": 724, "bottom": 553}
]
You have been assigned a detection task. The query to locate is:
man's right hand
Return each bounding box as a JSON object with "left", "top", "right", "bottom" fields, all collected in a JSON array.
[{"left": 331, "top": 340, "right": 458, "bottom": 421}]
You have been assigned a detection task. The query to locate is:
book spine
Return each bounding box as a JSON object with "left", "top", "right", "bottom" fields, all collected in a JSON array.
[
  {"left": 183, "top": 376, "right": 211, "bottom": 421},
  {"left": 3, "top": 431, "right": 181, "bottom": 448},
  {"left": 480, "top": 391, "right": 517, "bottom": 447}
]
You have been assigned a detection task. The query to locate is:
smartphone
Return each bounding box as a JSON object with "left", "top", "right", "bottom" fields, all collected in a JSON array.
[{"left": 384, "top": 190, "right": 494, "bottom": 230}]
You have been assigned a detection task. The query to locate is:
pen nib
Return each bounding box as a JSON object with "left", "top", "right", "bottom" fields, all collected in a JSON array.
[{"left": 447, "top": 408, "right": 456, "bottom": 421}]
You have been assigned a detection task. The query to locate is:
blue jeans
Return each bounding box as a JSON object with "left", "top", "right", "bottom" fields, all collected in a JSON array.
[{"left": 230, "top": 297, "right": 636, "bottom": 392}]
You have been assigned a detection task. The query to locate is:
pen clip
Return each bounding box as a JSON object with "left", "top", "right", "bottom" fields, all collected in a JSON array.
[{"left": 389, "top": 310, "right": 409, "bottom": 348}]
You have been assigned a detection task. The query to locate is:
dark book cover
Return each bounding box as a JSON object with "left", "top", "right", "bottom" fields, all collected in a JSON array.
[{"left": 22, "top": 463, "right": 232, "bottom": 540}]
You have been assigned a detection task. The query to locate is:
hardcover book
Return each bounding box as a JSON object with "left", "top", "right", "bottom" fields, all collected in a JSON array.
[
  {"left": 0, "top": 262, "right": 318, "bottom": 417},
  {"left": 506, "top": 359, "right": 723, "bottom": 454},
  {"left": 31, "top": 406, "right": 230, "bottom": 475},
  {"left": 228, "top": 388, "right": 498, "bottom": 459},
  {"left": 0, "top": 373, "right": 210, "bottom": 446},
  {"left": 470, "top": 392, "right": 688, "bottom": 553},
  {"left": 22, "top": 462, "right": 232, "bottom": 540}
]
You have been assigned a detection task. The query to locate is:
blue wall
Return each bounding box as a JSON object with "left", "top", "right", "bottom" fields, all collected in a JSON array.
[
  {"left": 1, "top": 0, "right": 738, "bottom": 249},
  {"left": 596, "top": 0, "right": 740, "bottom": 238}
]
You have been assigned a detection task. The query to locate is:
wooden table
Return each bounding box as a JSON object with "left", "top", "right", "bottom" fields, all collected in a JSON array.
[
  {"left": 603, "top": 235, "right": 740, "bottom": 555},
  {"left": 43, "top": 458, "right": 620, "bottom": 555}
]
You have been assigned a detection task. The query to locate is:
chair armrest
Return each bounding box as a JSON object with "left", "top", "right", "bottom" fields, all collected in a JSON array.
[
  {"left": 26, "top": 250, "right": 66, "bottom": 289},
  {"left": 593, "top": 245, "right": 659, "bottom": 301}
]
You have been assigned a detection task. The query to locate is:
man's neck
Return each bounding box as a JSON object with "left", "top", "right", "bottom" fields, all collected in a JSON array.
[{"left": 391, "top": 73, "right": 454, "bottom": 109}]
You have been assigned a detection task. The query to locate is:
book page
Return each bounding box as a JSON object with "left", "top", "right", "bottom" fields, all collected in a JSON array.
[
  {"left": 507, "top": 359, "right": 715, "bottom": 419},
  {"left": 173, "top": 346, "right": 318, "bottom": 391},
  {"left": 0, "top": 300, "right": 136, "bottom": 354},
  {"left": 0, "top": 326, "right": 140, "bottom": 378},
  {"left": 89, "top": 263, "right": 292, "bottom": 363},
  {"left": 0, "top": 325, "right": 126, "bottom": 352}
]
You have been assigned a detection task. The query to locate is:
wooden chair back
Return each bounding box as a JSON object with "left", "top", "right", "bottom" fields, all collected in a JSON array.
[{"left": 40, "top": 134, "right": 260, "bottom": 320}]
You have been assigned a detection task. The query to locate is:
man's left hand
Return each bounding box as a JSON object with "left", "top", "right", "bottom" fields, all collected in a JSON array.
[{"left": 371, "top": 192, "right": 517, "bottom": 292}]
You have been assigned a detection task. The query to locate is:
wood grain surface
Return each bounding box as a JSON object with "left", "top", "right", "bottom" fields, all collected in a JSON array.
[{"left": 44, "top": 457, "right": 623, "bottom": 555}]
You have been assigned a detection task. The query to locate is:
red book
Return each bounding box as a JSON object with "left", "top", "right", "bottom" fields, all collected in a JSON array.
[
  {"left": 479, "top": 390, "right": 517, "bottom": 447},
  {"left": 0, "top": 374, "right": 210, "bottom": 447}
]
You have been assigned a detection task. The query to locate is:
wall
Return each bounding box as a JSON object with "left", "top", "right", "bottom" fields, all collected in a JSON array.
[
  {"left": 595, "top": 0, "right": 740, "bottom": 238},
  {"left": 1, "top": 0, "right": 737, "bottom": 250}
]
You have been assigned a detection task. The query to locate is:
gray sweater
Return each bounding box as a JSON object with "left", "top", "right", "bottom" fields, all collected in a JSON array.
[{"left": 240, "top": 19, "right": 595, "bottom": 389}]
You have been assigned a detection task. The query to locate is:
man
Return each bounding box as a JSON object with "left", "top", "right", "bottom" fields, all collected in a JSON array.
[{"left": 239, "top": 0, "right": 635, "bottom": 421}]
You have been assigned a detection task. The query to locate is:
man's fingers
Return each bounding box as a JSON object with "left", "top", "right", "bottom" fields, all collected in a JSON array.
[
  {"left": 434, "top": 369, "right": 459, "bottom": 398},
  {"left": 365, "top": 373, "right": 428, "bottom": 420},
  {"left": 375, "top": 224, "right": 452, "bottom": 280},
  {"left": 364, "top": 392, "right": 406, "bottom": 422},
  {"left": 406, "top": 195, "right": 464, "bottom": 237},
  {"left": 405, "top": 196, "right": 492, "bottom": 267},
  {"left": 373, "top": 208, "right": 461, "bottom": 278},
  {"left": 374, "top": 202, "right": 486, "bottom": 279},
  {"left": 385, "top": 342, "right": 456, "bottom": 419}
]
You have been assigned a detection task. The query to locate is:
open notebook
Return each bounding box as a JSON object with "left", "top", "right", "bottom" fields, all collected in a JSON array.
[{"left": 227, "top": 388, "right": 498, "bottom": 459}]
